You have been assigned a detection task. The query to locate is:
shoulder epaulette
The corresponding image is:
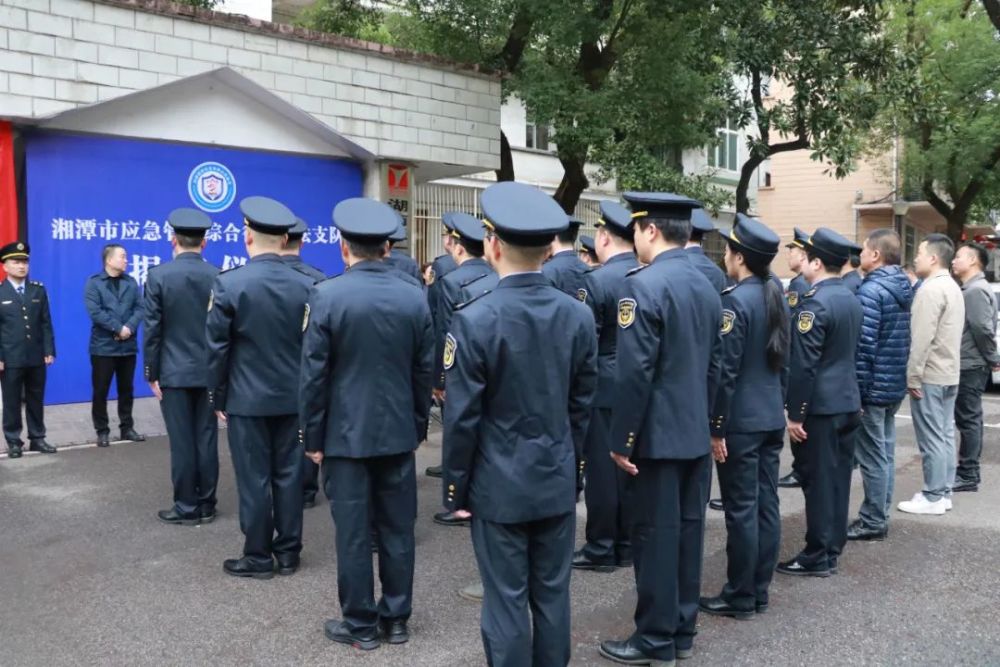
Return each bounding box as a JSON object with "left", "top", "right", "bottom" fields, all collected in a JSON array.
[
  {"left": 804, "top": 287, "right": 817, "bottom": 298},
  {"left": 626, "top": 265, "right": 647, "bottom": 276},
  {"left": 721, "top": 284, "right": 737, "bottom": 295},
  {"left": 455, "top": 289, "right": 492, "bottom": 310},
  {"left": 460, "top": 272, "right": 491, "bottom": 289},
  {"left": 29, "top": 280, "right": 43, "bottom": 287}
]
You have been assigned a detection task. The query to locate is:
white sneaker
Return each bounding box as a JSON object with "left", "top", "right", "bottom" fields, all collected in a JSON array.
[
  {"left": 944, "top": 497, "right": 953, "bottom": 511},
  {"left": 897, "top": 493, "right": 947, "bottom": 515}
]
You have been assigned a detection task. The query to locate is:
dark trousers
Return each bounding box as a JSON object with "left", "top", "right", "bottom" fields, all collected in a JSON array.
[
  {"left": 1, "top": 364, "right": 46, "bottom": 445},
  {"left": 582, "top": 407, "right": 631, "bottom": 563},
  {"left": 715, "top": 430, "right": 783, "bottom": 609},
  {"left": 303, "top": 457, "right": 320, "bottom": 501},
  {"left": 791, "top": 412, "right": 860, "bottom": 569},
  {"left": 160, "top": 387, "right": 218, "bottom": 516},
  {"left": 90, "top": 354, "right": 136, "bottom": 434},
  {"left": 226, "top": 414, "right": 303, "bottom": 566},
  {"left": 628, "top": 455, "right": 711, "bottom": 661},
  {"left": 956, "top": 367, "right": 990, "bottom": 484},
  {"left": 471, "top": 512, "right": 575, "bottom": 667},
  {"left": 325, "top": 452, "right": 416, "bottom": 634}
]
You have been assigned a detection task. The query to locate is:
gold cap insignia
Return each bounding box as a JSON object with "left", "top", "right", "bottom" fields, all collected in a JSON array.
[{"left": 618, "top": 298, "right": 636, "bottom": 329}]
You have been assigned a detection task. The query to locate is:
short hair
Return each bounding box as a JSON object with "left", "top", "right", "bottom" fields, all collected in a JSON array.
[
  {"left": 346, "top": 238, "right": 386, "bottom": 260},
  {"left": 690, "top": 229, "right": 705, "bottom": 244},
  {"left": 458, "top": 237, "right": 485, "bottom": 258},
  {"left": 102, "top": 243, "right": 124, "bottom": 264},
  {"left": 175, "top": 232, "right": 204, "bottom": 250},
  {"left": 284, "top": 236, "right": 303, "bottom": 250},
  {"left": 500, "top": 240, "right": 549, "bottom": 266},
  {"left": 865, "top": 229, "right": 902, "bottom": 266},
  {"left": 805, "top": 249, "right": 843, "bottom": 274},
  {"left": 849, "top": 253, "right": 861, "bottom": 268},
  {"left": 922, "top": 233, "right": 955, "bottom": 267},
  {"left": 557, "top": 226, "right": 579, "bottom": 245},
  {"left": 637, "top": 216, "right": 691, "bottom": 247},
  {"left": 960, "top": 241, "right": 989, "bottom": 270}
]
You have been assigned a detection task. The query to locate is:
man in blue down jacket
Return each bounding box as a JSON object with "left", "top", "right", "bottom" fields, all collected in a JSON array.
[{"left": 848, "top": 229, "right": 913, "bottom": 542}]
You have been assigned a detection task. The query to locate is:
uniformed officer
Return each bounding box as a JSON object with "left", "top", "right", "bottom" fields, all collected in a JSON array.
[
  {"left": 542, "top": 217, "right": 590, "bottom": 297},
  {"left": 778, "top": 227, "right": 812, "bottom": 490},
  {"left": 444, "top": 181, "right": 597, "bottom": 667},
  {"left": 300, "top": 198, "right": 434, "bottom": 651},
  {"left": 573, "top": 200, "right": 638, "bottom": 573},
  {"left": 777, "top": 227, "right": 862, "bottom": 578},
  {"left": 427, "top": 215, "right": 459, "bottom": 326},
  {"left": 698, "top": 214, "right": 789, "bottom": 620},
  {"left": 841, "top": 247, "right": 864, "bottom": 294},
  {"left": 687, "top": 207, "right": 727, "bottom": 293},
  {"left": 0, "top": 242, "right": 56, "bottom": 459},
  {"left": 279, "top": 217, "right": 326, "bottom": 509},
  {"left": 144, "top": 209, "right": 220, "bottom": 525},
  {"left": 579, "top": 234, "right": 599, "bottom": 267},
  {"left": 425, "top": 211, "right": 498, "bottom": 493},
  {"left": 384, "top": 217, "right": 423, "bottom": 284},
  {"left": 599, "top": 192, "right": 722, "bottom": 666},
  {"left": 206, "top": 196, "right": 314, "bottom": 579}
]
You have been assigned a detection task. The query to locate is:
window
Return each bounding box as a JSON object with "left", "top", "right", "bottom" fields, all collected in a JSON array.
[
  {"left": 526, "top": 122, "right": 551, "bottom": 151},
  {"left": 707, "top": 117, "right": 740, "bottom": 172}
]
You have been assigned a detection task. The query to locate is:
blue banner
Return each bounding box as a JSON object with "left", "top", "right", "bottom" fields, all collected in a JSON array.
[{"left": 25, "top": 132, "right": 363, "bottom": 405}]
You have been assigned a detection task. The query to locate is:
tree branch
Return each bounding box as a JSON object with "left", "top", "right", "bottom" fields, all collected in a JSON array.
[
  {"left": 493, "top": 3, "right": 534, "bottom": 73},
  {"left": 982, "top": 0, "right": 1000, "bottom": 31}
]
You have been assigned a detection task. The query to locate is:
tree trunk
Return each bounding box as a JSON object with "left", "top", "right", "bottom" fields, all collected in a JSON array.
[
  {"left": 494, "top": 131, "right": 515, "bottom": 182},
  {"left": 735, "top": 154, "right": 765, "bottom": 214},
  {"left": 554, "top": 154, "right": 589, "bottom": 214},
  {"left": 947, "top": 208, "right": 969, "bottom": 244}
]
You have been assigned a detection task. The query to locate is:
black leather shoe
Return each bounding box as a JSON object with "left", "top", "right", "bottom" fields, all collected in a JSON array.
[
  {"left": 847, "top": 521, "right": 887, "bottom": 541},
  {"left": 698, "top": 595, "right": 755, "bottom": 620},
  {"left": 7, "top": 444, "right": 23, "bottom": 459},
  {"left": 120, "top": 428, "right": 146, "bottom": 442},
  {"left": 199, "top": 507, "right": 217, "bottom": 524},
  {"left": 777, "top": 471, "right": 801, "bottom": 488},
  {"left": 425, "top": 465, "right": 443, "bottom": 478},
  {"left": 755, "top": 601, "right": 769, "bottom": 614},
  {"left": 776, "top": 558, "right": 830, "bottom": 578},
  {"left": 616, "top": 554, "right": 633, "bottom": 568},
  {"left": 433, "top": 510, "right": 470, "bottom": 526},
  {"left": 303, "top": 495, "right": 316, "bottom": 509},
  {"left": 599, "top": 638, "right": 674, "bottom": 666},
  {"left": 96, "top": 433, "right": 110, "bottom": 448},
  {"left": 379, "top": 619, "right": 409, "bottom": 645},
  {"left": 157, "top": 508, "right": 200, "bottom": 525},
  {"left": 223, "top": 557, "right": 274, "bottom": 580},
  {"left": 572, "top": 550, "right": 616, "bottom": 573},
  {"left": 676, "top": 647, "right": 693, "bottom": 660},
  {"left": 952, "top": 479, "right": 979, "bottom": 493},
  {"left": 708, "top": 498, "right": 724, "bottom": 511},
  {"left": 28, "top": 439, "right": 57, "bottom": 454},
  {"left": 324, "top": 619, "right": 380, "bottom": 651},
  {"left": 276, "top": 555, "right": 300, "bottom": 576}
]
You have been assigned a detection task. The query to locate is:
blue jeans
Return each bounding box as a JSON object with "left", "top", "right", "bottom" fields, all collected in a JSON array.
[
  {"left": 855, "top": 402, "right": 899, "bottom": 531},
  {"left": 910, "top": 383, "right": 958, "bottom": 502}
]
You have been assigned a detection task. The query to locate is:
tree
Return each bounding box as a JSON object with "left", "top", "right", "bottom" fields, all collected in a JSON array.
[
  {"left": 875, "top": 0, "right": 1000, "bottom": 240},
  {"left": 718, "top": 1, "right": 892, "bottom": 214},
  {"left": 177, "top": 0, "right": 219, "bottom": 9}
]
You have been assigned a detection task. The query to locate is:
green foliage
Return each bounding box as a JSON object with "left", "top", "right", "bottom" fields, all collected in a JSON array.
[
  {"left": 296, "top": 0, "right": 383, "bottom": 38},
  {"left": 176, "top": 0, "right": 219, "bottom": 9}
]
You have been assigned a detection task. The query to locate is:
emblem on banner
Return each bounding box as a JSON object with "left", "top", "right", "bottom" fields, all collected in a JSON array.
[{"left": 188, "top": 161, "right": 237, "bottom": 213}]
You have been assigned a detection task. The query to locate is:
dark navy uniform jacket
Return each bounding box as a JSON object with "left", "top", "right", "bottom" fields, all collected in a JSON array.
[
  {"left": 385, "top": 249, "right": 422, "bottom": 284},
  {"left": 580, "top": 252, "right": 639, "bottom": 409},
  {"left": 610, "top": 249, "right": 722, "bottom": 460},
  {"left": 687, "top": 246, "right": 727, "bottom": 293},
  {"left": 84, "top": 271, "right": 142, "bottom": 356},
  {"left": 427, "top": 253, "right": 458, "bottom": 332},
  {"left": 432, "top": 257, "right": 498, "bottom": 389},
  {"left": 786, "top": 273, "right": 810, "bottom": 309},
  {"left": 206, "top": 254, "right": 314, "bottom": 417},
  {"left": 542, "top": 249, "right": 590, "bottom": 298},
  {"left": 281, "top": 254, "right": 326, "bottom": 283},
  {"left": 842, "top": 270, "right": 862, "bottom": 294},
  {"left": 143, "top": 252, "right": 219, "bottom": 388},
  {"left": 443, "top": 273, "right": 598, "bottom": 523},
  {"left": 786, "top": 277, "right": 863, "bottom": 422},
  {"left": 0, "top": 280, "right": 55, "bottom": 367},
  {"left": 710, "top": 276, "right": 789, "bottom": 437},
  {"left": 299, "top": 261, "right": 434, "bottom": 458}
]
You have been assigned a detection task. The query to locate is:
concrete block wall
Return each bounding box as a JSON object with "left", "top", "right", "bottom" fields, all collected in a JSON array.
[{"left": 0, "top": 0, "right": 501, "bottom": 169}]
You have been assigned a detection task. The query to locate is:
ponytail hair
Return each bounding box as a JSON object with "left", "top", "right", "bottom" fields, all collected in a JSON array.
[{"left": 731, "top": 240, "right": 789, "bottom": 373}]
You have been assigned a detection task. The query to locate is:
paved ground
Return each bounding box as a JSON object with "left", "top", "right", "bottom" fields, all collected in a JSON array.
[{"left": 2, "top": 398, "right": 1000, "bottom": 666}]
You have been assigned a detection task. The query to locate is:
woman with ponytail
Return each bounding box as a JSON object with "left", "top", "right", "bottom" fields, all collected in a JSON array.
[{"left": 699, "top": 213, "right": 789, "bottom": 620}]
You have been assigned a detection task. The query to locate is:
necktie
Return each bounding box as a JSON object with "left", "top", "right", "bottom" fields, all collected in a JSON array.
[{"left": 16, "top": 285, "right": 23, "bottom": 296}]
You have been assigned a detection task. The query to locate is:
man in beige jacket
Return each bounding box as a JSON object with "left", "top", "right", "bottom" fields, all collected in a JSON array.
[{"left": 901, "top": 234, "right": 965, "bottom": 515}]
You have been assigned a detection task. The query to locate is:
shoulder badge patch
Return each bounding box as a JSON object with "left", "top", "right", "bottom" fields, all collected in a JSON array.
[
  {"left": 721, "top": 309, "right": 736, "bottom": 335},
  {"left": 443, "top": 333, "right": 457, "bottom": 370},
  {"left": 207, "top": 290, "right": 214, "bottom": 312},
  {"left": 618, "top": 298, "right": 637, "bottom": 329},
  {"left": 302, "top": 303, "right": 310, "bottom": 333},
  {"left": 577, "top": 288, "right": 588, "bottom": 303},
  {"left": 786, "top": 291, "right": 799, "bottom": 308},
  {"left": 797, "top": 310, "right": 815, "bottom": 334}
]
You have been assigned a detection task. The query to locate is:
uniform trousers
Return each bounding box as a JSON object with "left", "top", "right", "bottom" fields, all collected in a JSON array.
[
  {"left": 715, "top": 430, "right": 783, "bottom": 609},
  {"left": 628, "top": 455, "right": 711, "bottom": 662},
  {"left": 791, "top": 412, "right": 860, "bottom": 569},
  {"left": 582, "top": 407, "right": 631, "bottom": 564},
  {"left": 303, "top": 457, "right": 320, "bottom": 501},
  {"left": 1, "top": 364, "right": 46, "bottom": 444},
  {"left": 325, "top": 451, "right": 416, "bottom": 634},
  {"left": 471, "top": 511, "right": 575, "bottom": 667},
  {"left": 160, "top": 387, "right": 218, "bottom": 516},
  {"left": 226, "top": 414, "right": 303, "bottom": 566}
]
